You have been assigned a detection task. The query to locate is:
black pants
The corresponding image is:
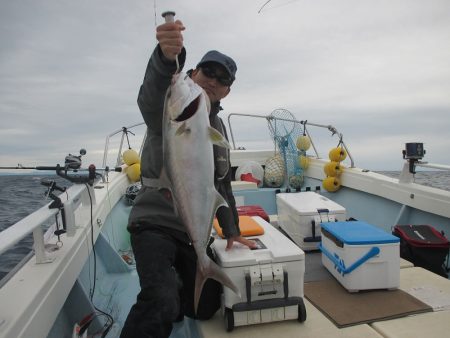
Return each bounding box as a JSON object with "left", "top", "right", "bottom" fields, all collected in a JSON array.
[{"left": 120, "top": 227, "right": 221, "bottom": 338}]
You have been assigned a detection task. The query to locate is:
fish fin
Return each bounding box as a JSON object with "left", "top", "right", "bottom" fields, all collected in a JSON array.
[
  {"left": 214, "top": 190, "right": 229, "bottom": 211},
  {"left": 175, "top": 122, "right": 190, "bottom": 136},
  {"left": 208, "top": 127, "right": 231, "bottom": 149},
  {"left": 194, "top": 254, "right": 241, "bottom": 314},
  {"left": 157, "top": 168, "right": 172, "bottom": 190},
  {"left": 157, "top": 168, "right": 178, "bottom": 216}
]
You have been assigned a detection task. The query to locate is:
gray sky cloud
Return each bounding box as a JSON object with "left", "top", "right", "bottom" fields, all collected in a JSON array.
[{"left": 0, "top": 0, "right": 449, "bottom": 170}]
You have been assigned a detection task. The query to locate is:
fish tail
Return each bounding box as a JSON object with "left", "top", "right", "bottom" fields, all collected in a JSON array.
[{"left": 194, "top": 254, "right": 240, "bottom": 314}]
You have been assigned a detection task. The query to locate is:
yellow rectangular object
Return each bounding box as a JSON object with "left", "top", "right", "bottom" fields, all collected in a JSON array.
[{"left": 213, "top": 216, "right": 265, "bottom": 238}]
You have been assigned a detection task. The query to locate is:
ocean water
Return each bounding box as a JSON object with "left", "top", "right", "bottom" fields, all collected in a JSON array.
[
  {"left": 380, "top": 170, "right": 450, "bottom": 190},
  {"left": 0, "top": 171, "right": 450, "bottom": 281}
]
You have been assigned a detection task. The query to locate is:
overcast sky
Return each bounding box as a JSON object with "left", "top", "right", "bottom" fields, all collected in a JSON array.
[{"left": 1, "top": 0, "right": 449, "bottom": 171}]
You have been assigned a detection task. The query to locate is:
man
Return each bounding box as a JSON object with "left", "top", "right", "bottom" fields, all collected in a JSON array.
[{"left": 120, "top": 19, "right": 256, "bottom": 338}]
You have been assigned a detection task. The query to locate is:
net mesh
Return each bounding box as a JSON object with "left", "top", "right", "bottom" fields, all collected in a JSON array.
[{"left": 267, "top": 109, "right": 305, "bottom": 189}]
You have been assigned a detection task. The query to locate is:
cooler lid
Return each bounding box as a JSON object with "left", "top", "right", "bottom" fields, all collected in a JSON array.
[
  {"left": 276, "top": 192, "right": 346, "bottom": 215},
  {"left": 321, "top": 221, "right": 399, "bottom": 245},
  {"left": 213, "top": 217, "right": 305, "bottom": 267}
]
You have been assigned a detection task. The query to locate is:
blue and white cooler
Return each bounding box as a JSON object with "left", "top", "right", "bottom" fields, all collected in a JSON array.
[{"left": 319, "top": 221, "right": 400, "bottom": 292}]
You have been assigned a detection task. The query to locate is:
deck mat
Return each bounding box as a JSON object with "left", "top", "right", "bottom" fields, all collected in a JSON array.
[{"left": 304, "top": 278, "right": 433, "bottom": 328}]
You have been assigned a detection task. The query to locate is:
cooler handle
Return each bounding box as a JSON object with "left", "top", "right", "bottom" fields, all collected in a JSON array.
[
  {"left": 304, "top": 220, "right": 322, "bottom": 242},
  {"left": 318, "top": 243, "right": 380, "bottom": 276}
]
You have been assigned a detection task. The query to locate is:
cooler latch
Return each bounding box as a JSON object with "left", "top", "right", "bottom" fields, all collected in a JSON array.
[{"left": 247, "top": 263, "right": 284, "bottom": 298}]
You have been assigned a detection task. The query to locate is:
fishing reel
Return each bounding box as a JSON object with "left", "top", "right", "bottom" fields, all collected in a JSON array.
[
  {"left": 402, "top": 143, "right": 425, "bottom": 174},
  {"left": 64, "top": 148, "right": 86, "bottom": 170},
  {"left": 56, "top": 148, "right": 99, "bottom": 185},
  {"left": 56, "top": 149, "right": 121, "bottom": 185}
]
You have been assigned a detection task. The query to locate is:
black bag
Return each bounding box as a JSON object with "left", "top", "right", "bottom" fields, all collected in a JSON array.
[{"left": 393, "top": 224, "right": 450, "bottom": 277}]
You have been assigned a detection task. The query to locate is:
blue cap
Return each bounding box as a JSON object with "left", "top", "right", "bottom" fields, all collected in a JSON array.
[{"left": 197, "top": 50, "right": 237, "bottom": 81}]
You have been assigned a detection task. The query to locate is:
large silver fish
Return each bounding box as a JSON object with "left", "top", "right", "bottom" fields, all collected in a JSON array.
[{"left": 160, "top": 72, "right": 240, "bottom": 312}]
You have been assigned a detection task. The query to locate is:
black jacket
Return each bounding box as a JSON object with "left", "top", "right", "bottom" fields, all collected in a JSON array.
[{"left": 128, "top": 45, "right": 240, "bottom": 240}]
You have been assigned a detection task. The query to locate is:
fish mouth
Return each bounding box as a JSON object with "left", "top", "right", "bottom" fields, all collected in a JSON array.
[{"left": 174, "top": 94, "right": 201, "bottom": 122}]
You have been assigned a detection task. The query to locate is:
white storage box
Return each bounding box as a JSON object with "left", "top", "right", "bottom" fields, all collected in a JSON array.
[
  {"left": 319, "top": 221, "right": 400, "bottom": 292},
  {"left": 276, "top": 192, "right": 346, "bottom": 251},
  {"left": 213, "top": 216, "right": 306, "bottom": 331}
]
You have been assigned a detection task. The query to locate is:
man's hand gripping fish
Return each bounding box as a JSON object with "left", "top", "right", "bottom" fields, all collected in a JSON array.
[{"left": 160, "top": 72, "right": 240, "bottom": 313}]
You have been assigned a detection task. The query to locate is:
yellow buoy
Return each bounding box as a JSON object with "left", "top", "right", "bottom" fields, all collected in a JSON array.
[
  {"left": 329, "top": 147, "right": 347, "bottom": 162},
  {"left": 126, "top": 163, "right": 141, "bottom": 182},
  {"left": 296, "top": 135, "right": 311, "bottom": 151},
  {"left": 298, "top": 155, "right": 310, "bottom": 169},
  {"left": 123, "top": 149, "right": 140, "bottom": 166},
  {"left": 324, "top": 161, "right": 344, "bottom": 177},
  {"left": 323, "top": 176, "right": 341, "bottom": 192}
]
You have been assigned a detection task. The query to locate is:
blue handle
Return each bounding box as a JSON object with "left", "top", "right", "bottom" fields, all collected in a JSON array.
[{"left": 319, "top": 243, "right": 380, "bottom": 276}]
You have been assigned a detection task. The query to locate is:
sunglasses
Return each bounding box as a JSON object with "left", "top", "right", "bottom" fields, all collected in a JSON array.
[{"left": 200, "top": 66, "right": 233, "bottom": 86}]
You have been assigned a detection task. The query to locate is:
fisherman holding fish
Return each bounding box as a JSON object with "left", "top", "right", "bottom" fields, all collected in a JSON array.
[{"left": 120, "top": 16, "right": 256, "bottom": 338}]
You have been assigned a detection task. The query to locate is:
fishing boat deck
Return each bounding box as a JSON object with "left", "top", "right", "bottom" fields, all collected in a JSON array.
[
  {"left": 73, "top": 178, "right": 450, "bottom": 338},
  {"left": 198, "top": 263, "right": 450, "bottom": 338}
]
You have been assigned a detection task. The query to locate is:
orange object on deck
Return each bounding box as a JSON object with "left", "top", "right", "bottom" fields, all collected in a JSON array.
[{"left": 213, "top": 216, "right": 265, "bottom": 238}]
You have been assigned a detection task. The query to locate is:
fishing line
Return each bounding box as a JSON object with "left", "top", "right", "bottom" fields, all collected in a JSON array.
[
  {"left": 77, "top": 196, "right": 93, "bottom": 302},
  {"left": 153, "top": 0, "right": 158, "bottom": 28},
  {"left": 104, "top": 177, "right": 121, "bottom": 252},
  {"left": 77, "top": 311, "right": 112, "bottom": 337},
  {"left": 258, "top": 0, "right": 300, "bottom": 13},
  {"left": 258, "top": 0, "right": 273, "bottom": 13},
  {"left": 84, "top": 183, "right": 114, "bottom": 337},
  {"left": 77, "top": 311, "right": 113, "bottom": 337},
  {"left": 85, "top": 183, "right": 97, "bottom": 301}
]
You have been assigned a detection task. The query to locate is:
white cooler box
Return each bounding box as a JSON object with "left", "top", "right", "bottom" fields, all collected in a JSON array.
[
  {"left": 276, "top": 192, "right": 346, "bottom": 251},
  {"left": 212, "top": 216, "right": 306, "bottom": 331},
  {"left": 319, "top": 220, "right": 400, "bottom": 292}
]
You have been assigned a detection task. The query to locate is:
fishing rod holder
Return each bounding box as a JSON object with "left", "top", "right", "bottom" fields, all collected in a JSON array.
[
  {"left": 56, "top": 164, "right": 99, "bottom": 186},
  {"left": 41, "top": 179, "right": 69, "bottom": 238},
  {"left": 43, "top": 175, "right": 98, "bottom": 238},
  {"left": 400, "top": 142, "right": 449, "bottom": 184}
]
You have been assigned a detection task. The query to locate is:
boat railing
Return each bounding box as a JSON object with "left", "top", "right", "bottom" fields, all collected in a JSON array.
[
  {"left": 415, "top": 162, "right": 450, "bottom": 171},
  {"left": 226, "top": 113, "right": 355, "bottom": 168},
  {"left": 99, "top": 115, "right": 358, "bottom": 169},
  {"left": 0, "top": 183, "right": 94, "bottom": 267},
  {"left": 399, "top": 161, "right": 450, "bottom": 184},
  {"left": 102, "top": 122, "right": 146, "bottom": 168}
]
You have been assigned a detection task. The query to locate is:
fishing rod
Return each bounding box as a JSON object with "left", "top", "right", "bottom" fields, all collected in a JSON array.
[
  {"left": 0, "top": 148, "right": 122, "bottom": 185},
  {"left": 0, "top": 165, "right": 62, "bottom": 170}
]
